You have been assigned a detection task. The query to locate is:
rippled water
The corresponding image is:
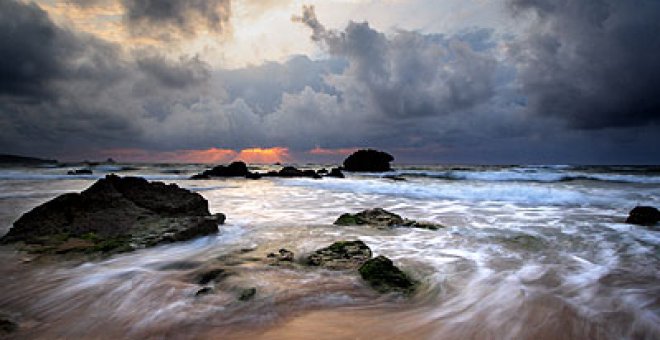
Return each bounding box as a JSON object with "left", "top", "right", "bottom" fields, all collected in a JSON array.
[{"left": 0, "top": 164, "right": 659, "bottom": 339}]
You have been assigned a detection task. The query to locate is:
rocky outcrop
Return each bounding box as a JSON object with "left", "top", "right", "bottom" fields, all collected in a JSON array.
[
  {"left": 307, "top": 240, "right": 372, "bottom": 270},
  {"left": 191, "top": 161, "right": 250, "bottom": 179},
  {"left": 326, "top": 167, "right": 345, "bottom": 178},
  {"left": 334, "top": 208, "right": 443, "bottom": 230},
  {"left": 343, "top": 149, "right": 394, "bottom": 172},
  {"left": 359, "top": 256, "right": 416, "bottom": 294},
  {"left": 267, "top": 166, "right": 322, "bottom": 179},
  {"left": 0, "top": 175, "right": 224, "bottom": 254},
  {"left": 626, "top": 206, "right": 660, "bottom": 226}
]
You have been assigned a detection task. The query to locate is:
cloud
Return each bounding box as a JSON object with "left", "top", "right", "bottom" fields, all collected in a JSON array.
[
  {"left": 508, "top": 0, "right": 660, "bottom": 129},
  {"left": 293, "top": 5, "right": 498, "bottom": 118},
  {"left": 122, "top": 0, "right": 231, "bottom": 40}
]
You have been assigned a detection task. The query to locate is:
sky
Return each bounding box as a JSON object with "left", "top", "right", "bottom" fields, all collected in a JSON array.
[{"left": 1, "top": 0, "right": 659, "bottom": 164}]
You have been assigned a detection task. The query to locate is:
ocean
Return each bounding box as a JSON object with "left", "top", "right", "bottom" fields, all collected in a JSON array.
[{"left": 0, "top": 163, "right": 659, "bottom": 339}]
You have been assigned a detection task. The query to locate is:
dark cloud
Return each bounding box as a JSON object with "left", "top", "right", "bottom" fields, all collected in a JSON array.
[
  {"left": 294, "top": 6, "right": 498, "bottom": 119},
  {"left": 136, "top": 52, "right": 211, "bottom": 89},
  {"left": 508, "top": 0, "right": 660, "bottom": 129},
  {"left": 122, "top": 0, "right": 231, "bottom": 40}
]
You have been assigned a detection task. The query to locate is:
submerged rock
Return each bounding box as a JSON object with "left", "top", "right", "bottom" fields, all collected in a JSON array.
[
  {"left": 195, "top": 287, "right": 214, "bottom": 297},
  {"left": 334, "top": 208, "right": 443, "bottom": 230},
  {"left": 0, "top": 174, "right": 224, "bottom": 254},
  {"left": 359, "top": 256, "right": 416, "bottom": 294},
  {"left": 626, "top": 206, "right": 660, "bottom": 226},
  {"left": 195, "top": 268, "right": 230, "bottom": 285},
  {"left": 238, "top": 287, "right": 256, "bottom": 301},
  {"left": 0, "top": 313, "right": 18, "bottom": 333},
  {"left": 267, "top": 248, "right": 295, "bottom": 265},
  {"left": 343, "top": 149, "right": 394, "bottom": 172},
  {"left": 307, "top": 240, "right": 372, "bottom": 270}
]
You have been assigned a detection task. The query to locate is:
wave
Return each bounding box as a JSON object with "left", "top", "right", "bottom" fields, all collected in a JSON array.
[{"left": 388, "top": 169, "right": 660, "bottom": 184}]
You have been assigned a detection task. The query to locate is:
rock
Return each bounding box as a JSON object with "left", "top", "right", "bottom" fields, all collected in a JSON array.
[
  {"left": 326, "top": 167, "right": 345, "bottom": 178},
  {"left": 196, "top": 268, "right": 229, "bottom": 285},
  {"left": 67, "top": 169, "right": 93, "bottom": 175},
  {"left": 307, "top": 240, "right": 372, "bottom": 270},
  {"left": 238, "top": 287, "right": 256, "bottom": 301},
  {"left": 195, "top": 287, "right": 214, "bottom": 296},
  {"left": 343, "top": 149, "right": 394, "bottom": 172},
  {"left": 626, "top": 206, "right": 660, "bottom": 226},
  {"left": 276, "top": 166, "right": 322, "bottom": 179},
  {"left": 191, "top": 161, "right": 250, "bottom": 179},
  {"left": 245, "top": 172, "right": 262, "bottom": 180},
  {"left": 383, "top": 175, "right": 406, "bottom": 181},
  {"left": 317, "top": 168, "right": 329, "bottom": 174},
  {"left": 334, "top": 208, "right": 443, "bottom": 230},
  {"left": 358, "top": 256, "right": 416, "bottom": 294},
  {"left": 0, "top": 313, "right": 18, "bottom": 333},
  {"left": 0, "top": 174, "right": 223, "bottom": 254},
  {"left": 267, "top": 248, "right": 294, "bottom": 265}
]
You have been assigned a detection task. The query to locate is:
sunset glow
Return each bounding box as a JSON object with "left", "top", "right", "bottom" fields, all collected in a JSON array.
[{"left": 233, "top": 147, "right": 291, "bottom": 164}]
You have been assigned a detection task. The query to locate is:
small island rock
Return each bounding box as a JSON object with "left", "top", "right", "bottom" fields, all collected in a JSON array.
[
  {"left": 343, "top": 149, "right": 394, "bottom": 172},
  {"left": 359, "top": 256, "right": 416, "bottom": 294}
]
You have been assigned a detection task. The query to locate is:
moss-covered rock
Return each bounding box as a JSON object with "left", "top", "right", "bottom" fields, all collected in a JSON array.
[
  {"left": 358, "top": 256, "right": 416, "bottom": 294},
  {"left": 0, "top": 175, "right": 224, "bottom": 255},
  {"left": 307, "top": 240, "right": 372, "bottom": 270},
  {"left": 334, "top": 208, "right": 443, "bottom": 230}
]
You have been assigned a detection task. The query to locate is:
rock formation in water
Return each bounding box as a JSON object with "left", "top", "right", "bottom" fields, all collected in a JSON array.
[
  {"left": 334, "top": 208, "right": 443, "bottom": 230},
  {"left": 343, "top": 149, "right": 394, "bottom": 172},
  {"left": 191, "top": 162, "right": 342, "bottom": 180},
  {"left": 359, "top": 256, "right": 417, "bottom": 294},
  {"left": 626, "top": 206, "right": 660, "bottom": 226},
  {"left": 191, "top": 161, "right": 250, "bottom": 179},
  {"left": 307, "top": 240, "right": 372, "bottom": 270},
  {"left": 0, "top": 174, "right": 224, "bottom": 254},
  {"left": 67, "top": 169, "right": 93, "bottom": 175}
]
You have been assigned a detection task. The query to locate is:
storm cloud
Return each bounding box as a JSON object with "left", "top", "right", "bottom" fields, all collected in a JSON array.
[
  {"left": 123, "top": 0, "right": 231, "bottom": 40},
  {"left": 508, "top": 0, "right": 660, "bottom": 129}
]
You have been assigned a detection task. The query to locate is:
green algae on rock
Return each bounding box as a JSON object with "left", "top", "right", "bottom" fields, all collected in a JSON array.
[
  {"left": 307, "top": 240, "right": 372, "bottom": 270},
  {"left": 359, "top": 256, "right": 417, "bottom": 294},
  {"left": 334, "top": 208, "right": 443, "bottom": 230}
]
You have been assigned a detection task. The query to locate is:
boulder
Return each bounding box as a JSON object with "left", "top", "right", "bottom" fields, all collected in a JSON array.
[
  {"left": 307, "top": 240, "right": 372, "bottom": 270},
  {"left": 191, "top": 161, "right": 250, "bottom": 179},
  {"left": 626, "top": 206, "right": 660, "bottom": 226},
  {"left": 0, "top": 175, "right": 224, "bottom": 254},
  {"left": 343, "top": 149, "right": 394, "bottom": 172},
  {"left": 334, "top": 208, "right": 443, "bottom": 230},
  {"left": 359, "top": 256, "right": 416, "bottom": 294}
]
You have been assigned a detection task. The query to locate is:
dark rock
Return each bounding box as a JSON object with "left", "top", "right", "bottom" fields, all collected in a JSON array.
[
  {"left": 245, "top": 172, "right": 262, "bottom": 180},
  {"left": 191, "top": 161, "right": 250, "bottom": 179},
  {"left": 334, "top": 208, "right": 443, "bottom": 230},
  {"left": 0, "top": 315, "right": 18, "bottom": 333},
  {"left": 326, "top": 167, "right": 345, "bottom": 178},
  {"left": 317, "top": 168, "right": 329, "bottom": 174},
  {"left": 383, "top": 175, "right": 406, "bottom": 181},
  {"left": 195, "top": 287, "right": 214, "bottom": 296},
  {"left": 196, "top": 268, "right": 229, "bottom": 285},
  {"left": 238, "top": 287, "right": 256, "bottom": 301},
  {"left": 343, "top": 149, "right": 394, "bottom": 172},
  {"left": 626, "top": 206, "right": 660, "bottom": 226},
  {"left": 308, "top": 240, "right": 372, "bottom": 270},
  {"left": 0, "top": 174, "right": 223, "bottom": 253},
  {"left": 359, "top": 256, "right": 416, "bottom": 294},
  {"left": 267, "top": 248, "right": 294, "bottom": 265},
  {"left": 67, "top": 169, "right": 93, "bottom": 175}
]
